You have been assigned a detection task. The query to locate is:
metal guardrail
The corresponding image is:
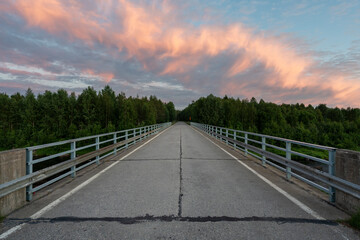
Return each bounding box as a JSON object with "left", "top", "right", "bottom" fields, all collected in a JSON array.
[
  {"left": 191, "top": 122, "right": 360, "bottom": 203},
  {"left": 0, "top": 122, "right": 171, "bottom": 201}
]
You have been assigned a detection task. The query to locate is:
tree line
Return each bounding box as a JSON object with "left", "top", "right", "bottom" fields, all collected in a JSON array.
[
  {"left": 178, "top": 95, "right": 360, "bottom": 151},
  {"left": 0, "top": 86, "right": 176, "bottom": 150}
]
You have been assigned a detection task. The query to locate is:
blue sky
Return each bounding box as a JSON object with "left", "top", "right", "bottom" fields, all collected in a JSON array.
[
  {"left": 0, "top": 0, "right": 359, "bottom": 109},
  {"left": 197, "top": 0, "right": 359, "bottom": 51}
]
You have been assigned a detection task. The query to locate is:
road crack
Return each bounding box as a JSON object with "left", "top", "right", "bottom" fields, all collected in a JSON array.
[
  {"left": 9, "top": 215, "right": 338, "bottom": 226},
  {"left": 178, "top": 128, "right": 183, "bottom": 217}
]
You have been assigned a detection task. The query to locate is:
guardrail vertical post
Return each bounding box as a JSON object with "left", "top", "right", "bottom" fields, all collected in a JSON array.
[
  {"left": 225, "top": 129, "right": 228, "bottom": 145},
  {"left": 96, "top": 136, "right": 100, "bottom": 164},
  {"left": 244, "top": 133, "right": 248, "bottom": 156},
  {"left": 286, "top": 142, "right": 291, "bottom": 180},
  {"left": 26, "top": 149, "right": 33, "bottom": 201},
  {"left": 71, "top": 141, "right": 76, "bottom": 178},
  {"left": 262, "top": 137, "right": 266, "bottom": 166},
  {"left": 328, "top": 150, "right": 336, "bottom": 202},
  {"left": 113, "top": 133, "right": 117, "bottom": 155},
  {"left": 125, "top": 130, "right": 129, "bottom": 149},
  {"left": 140, "top": 128, "right": 142, "bottom": 141},
  {"left": 219, "top": 128, "right": 222, "bottom": 141},
  {"left": 233, "top": 131, "right": 237, "bottom": 149}
]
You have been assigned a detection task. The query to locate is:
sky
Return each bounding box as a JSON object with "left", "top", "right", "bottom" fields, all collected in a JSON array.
[{"left": 0, "top": 0, "right": 359, "bottom": 109}]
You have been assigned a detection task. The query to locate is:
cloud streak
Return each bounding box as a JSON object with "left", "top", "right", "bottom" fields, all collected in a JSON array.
[{"left": 0, "top": 0, "right": 359, "bottom": 108}]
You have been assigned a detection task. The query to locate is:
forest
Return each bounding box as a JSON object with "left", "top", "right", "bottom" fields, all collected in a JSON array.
[
  {"left": 0, "top": 86, "right": 176, "bottom": 151},
  {"left": 178, "top": 94, "right": 360, "bottom": 151},
  {"left": 2, "top": 88, "right": 359, "bottom": 152}
]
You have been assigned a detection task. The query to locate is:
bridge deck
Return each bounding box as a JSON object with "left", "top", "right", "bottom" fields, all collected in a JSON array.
[{"left": 1, "top": 122, "right": 358, "bottom": 239}]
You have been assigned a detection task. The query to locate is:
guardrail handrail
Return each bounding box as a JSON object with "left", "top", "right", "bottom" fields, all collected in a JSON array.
[
  {"left": 0, "top": 122, "right": 171, "bottom": 201},
  {"left": 191, "top": 122, "right": 360, "bottom": 203},
  {"left": 210, "top": 126, "right": 336, "bottom": 151},
  {"left": 27, "top": 124, "right": 163, "bottom": 150}
]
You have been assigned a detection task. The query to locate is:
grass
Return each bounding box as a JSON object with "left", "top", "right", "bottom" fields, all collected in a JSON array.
[
  {"left": 346, "top": 210, "right": 360, "bottom": 230},
  {"left": 0, "top": 215, "right": 5, "bottom": 222}
]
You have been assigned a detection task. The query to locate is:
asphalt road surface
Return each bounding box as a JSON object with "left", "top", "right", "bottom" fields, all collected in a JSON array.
[{"left": 1, "top": 122, "right": 359, "bottom": 239}]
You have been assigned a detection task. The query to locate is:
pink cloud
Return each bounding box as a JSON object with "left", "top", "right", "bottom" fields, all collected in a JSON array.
[
  {"left": 83, "top": 69, "right": 114, "bottom": 83},
  {"left": 1, "top": 0, "right": 360, "bottom": 107},
  {"left": 0, "top": 66, "right": 43, "bottom": 77}
]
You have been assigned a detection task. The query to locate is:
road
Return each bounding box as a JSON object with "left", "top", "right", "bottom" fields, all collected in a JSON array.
[{"left": 1, "top": 122, "right": 359, "bottom": 239}]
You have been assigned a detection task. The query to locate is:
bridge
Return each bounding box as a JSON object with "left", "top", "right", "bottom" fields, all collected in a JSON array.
[{"left": 0, "top": 122, "right": 359, "bottom": 239}]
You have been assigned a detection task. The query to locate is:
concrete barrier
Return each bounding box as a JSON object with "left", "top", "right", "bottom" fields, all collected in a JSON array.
[
  {"left": 0, "top": 149, "right": 26, "bottom": 217},
  {"left": 335, "top": 149, "right": 360, "bottom": 214}
]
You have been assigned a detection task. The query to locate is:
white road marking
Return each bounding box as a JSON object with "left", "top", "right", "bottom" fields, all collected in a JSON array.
[
  {"left": 191, "top": 126, "right": 324, "bottom": 220},
  {"left": 192, "top": 126, "right": 350, "bottom": 240},
  {"left": 0, "top": 126, "right": 172, "bottom": 239}
]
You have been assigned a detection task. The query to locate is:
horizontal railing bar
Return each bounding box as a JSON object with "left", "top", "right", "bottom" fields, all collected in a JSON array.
[
  {"left": 31, "top": 129, "right": 157, "bottom": 192},
  {"left": 116, "top": 135, "right": 126, "bottom": 141},
  {"left": 290, "top": 150, "right": 330, "bottom": 165},
  {"left": 76, "top": 159, "right": 99, "bottom": 172},
  {"left": 75, "top": 143, "right": 98, "bottom": 152},
  {"left": 247, "top": 138, "right": 262, "bottom": 145},
  {"left": 200, "top": 123, "right": 336, "bottom": 151},
  {"left": 235, "top": 145, "right": 245, "bottom": 152},
  {"left": 1, "top": 139, "right": 122, "bottom": 198},
  {"left": 291, "top": 172, "right": 329, "bottom": 193},
  {"left": 117, "top": 145, "right": 127, "bottom": 151},
  {"left": 27, "top": 124, "right": 163, "bottom": 150},
  {"left": 99, "top": 151, "right": 115, "bottom": 160},
  {"left": 99, "top": 138, "right": 116, "bottom": 145},
  {"left": 32, "top": 150, "right": 73, "bottom": 164},
  {"left": 248, "top": 151, "right": 262, "bottom": 160},
  {"left": 262, "top": 155, "right": 329, "bottom": 193},
  {"left": 194, "top": 123, "right": 359, "bottom": 199},
  {"left": 0, "top": 126, "right": 167, "bottom": 198},
  {"left": 288, "top": 163, "right": 360, "bottom": 198},
  {"left": 264, "top": 159, "right": 286, "bottom": 172},
  {"left": 33, "top": 133, "right": 139, "bottom": 164},
  {"left": 236, "top": 137, "right": 329, "bottom": 166},
  {"left": 33, "top": 170, "right": 72, "bottom": 192},
  {"left": 257, "top": 143, "right": 359, "bottom": 193},
  {"left": 194, "top": 125, "right": 360, "bottom": 198},
  {"left": 264, "top": 143, "right": 286, "bottom": 152}
]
